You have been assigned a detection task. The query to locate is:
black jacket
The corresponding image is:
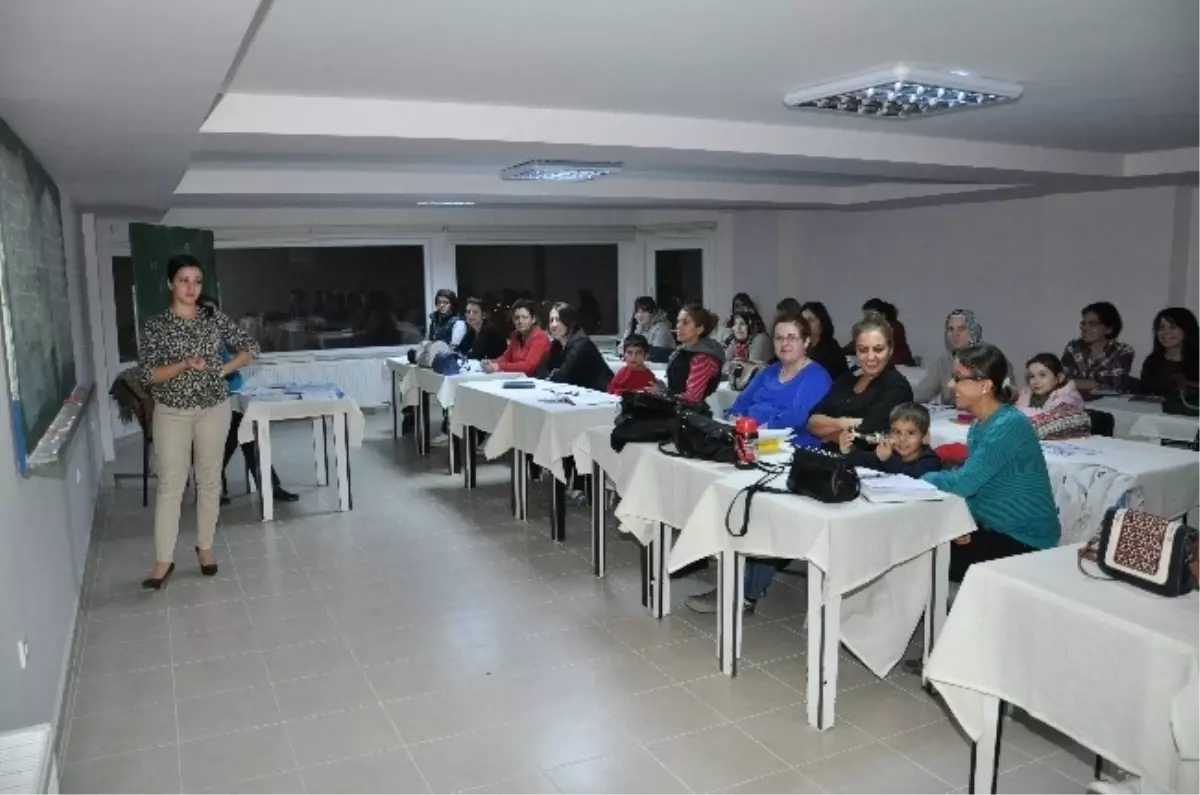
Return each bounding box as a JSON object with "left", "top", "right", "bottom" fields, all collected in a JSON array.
[
  {"left": 548, "top": 329, "right": 613, "bottom": 392},
  {"left": 845, "top": 445, "right": 942, "bottom": 477},
  {"left": 458, "top": 321, "right": 507, "bottom": 360},
  {"left": 665, "top": 336, "right": 725, "bottom": 402},
  {"left": 809, "top": 336, "right": 849, "bottom": 380},
  {"left": 811, "top": 365, "right": 914, "bottom": 441}
]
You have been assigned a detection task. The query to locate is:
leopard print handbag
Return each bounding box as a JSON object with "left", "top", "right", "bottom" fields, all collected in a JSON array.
[{"left": 1078, "top": 508, "right": 1199, "bottom": 597}]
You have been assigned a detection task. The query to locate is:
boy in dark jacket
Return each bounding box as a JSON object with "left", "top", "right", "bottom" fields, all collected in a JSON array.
[{"left": 840, "top": 402, "right": 942, "bottom": 477}]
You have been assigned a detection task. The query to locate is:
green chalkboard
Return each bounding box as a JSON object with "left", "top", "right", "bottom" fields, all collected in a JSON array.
[{"left": 129, "top": 223, "right": 217, "bottom": 338}]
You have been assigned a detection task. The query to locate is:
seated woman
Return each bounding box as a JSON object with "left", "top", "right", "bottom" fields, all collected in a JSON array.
[
  {"left": 687, "top": 311, "right": 834, "bottom": 615},
  {"left": 726, "top": 311, "right": 832, "bottom": 448},
  {"left": 915, "top": 309, "right": 1012, "bottom": 405},
  {"left": 801, "top": 301, "right": 849, "bottom": 379},
  {"left": 1138, "top": 307, "right": 1199, "bottom": 397},
  {"left": 482, "top": 299, "right": 551, "bottom": 376},
  {"left": 623, "top": 296, "right": 674, "bottom": 361},
  {"left": 1061, "top": 301, "right": 1135, "bottom": 393},
  {"left": 547, "top": 302, "right": 613, "bottom": 392},
  {"left": 722, "top": 292, "right": 763, "bottom": 343},
  {"left": 842, "top": 299, "right": 915, "bottom": 366},
  {"left": 457, "top": 297, "right": 508, "bottom": 360},
  {"left": 659, "top": 304, "right": 725, "bottom": 404},
  {"left": 723, "top": 309, "right": 772, "bottom": 376},
  {"left": 923, "top": 343, "right": 1060, "bottom": 581},
  {"left": 808, "top": 311, "right": 914, "bottom": 448},
  {"left": 427, "top": 288, "right": 467, "bottom": 346}
]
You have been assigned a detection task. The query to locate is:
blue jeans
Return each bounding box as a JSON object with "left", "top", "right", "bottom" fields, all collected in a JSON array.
[{"left": 745, "top": 559, "right": 786, "bottom": 601}]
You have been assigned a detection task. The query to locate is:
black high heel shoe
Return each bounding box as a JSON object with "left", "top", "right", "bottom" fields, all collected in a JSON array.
[
  {"left": 142, "top": 562, "right": 175, "bottom": 590},
  {"left": 195, "top": 547, "right": 218, "bottom": 577}
]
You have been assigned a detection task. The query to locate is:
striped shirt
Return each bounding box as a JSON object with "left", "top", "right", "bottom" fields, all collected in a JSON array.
[{"left": 923, "top": 404, "right": 1060, "bottom": 550}]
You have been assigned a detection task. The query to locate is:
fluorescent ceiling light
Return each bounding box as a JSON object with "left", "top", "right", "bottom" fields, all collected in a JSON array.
[
  {"left": 417, "top": 200, "right": 475, "bottom": 206},
  {"left": 501, "top": 160, "right": 623, "bottom": 181},
  {"left": 783, "top": 63, "right": 1021, "bottom": 120}
]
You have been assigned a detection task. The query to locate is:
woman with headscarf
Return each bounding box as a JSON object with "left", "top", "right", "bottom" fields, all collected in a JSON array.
[{"left": 913, "top": 309, "right": 1012, "bottom": 405}]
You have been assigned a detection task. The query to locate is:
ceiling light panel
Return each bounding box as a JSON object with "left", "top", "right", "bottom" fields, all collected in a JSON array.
[
  {"left": 783, "top": 64, "right": 1022, "bottom": 120},
  {"left": 417, "top": 200, "right": 475, "bottom": 206},
  {"left": 501, "top": 160, "right": 623, "bottom": 181}
]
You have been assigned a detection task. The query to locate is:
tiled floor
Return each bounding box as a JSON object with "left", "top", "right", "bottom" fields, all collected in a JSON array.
[{"left": 62, "top": 414, "right": 1099, "bottom": 794}]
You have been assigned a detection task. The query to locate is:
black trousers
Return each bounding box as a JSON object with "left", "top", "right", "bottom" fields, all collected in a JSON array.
[
  {"left": 223, "top": 410, "right": 282, "bottom": 492},
  {"left": 949, "top": 528, "right": 1035, "bottom": 582}
]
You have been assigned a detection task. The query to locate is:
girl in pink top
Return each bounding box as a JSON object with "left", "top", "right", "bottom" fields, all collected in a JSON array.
[{"left": 1016, "top": 353, "right": 1086, "bottom": 416}]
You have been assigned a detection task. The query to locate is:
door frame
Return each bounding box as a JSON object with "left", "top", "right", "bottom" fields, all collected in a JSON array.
[{"left": 646, "top": 236, "right": 713, "bottom": 309}]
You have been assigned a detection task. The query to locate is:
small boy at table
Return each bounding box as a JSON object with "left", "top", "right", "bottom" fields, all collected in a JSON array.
[
  {"left": 839, "top": 402, "right": 942, "bottom": 477},
  {"left": 608, "top": 334, "right": 659, "bottom": 394}
]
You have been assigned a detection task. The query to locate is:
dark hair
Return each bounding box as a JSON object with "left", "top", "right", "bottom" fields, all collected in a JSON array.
[
  {"left": 955, "top": 343, "right": 1016, "bottom": 403},
  {"left": 166, "top": 254, "right": 203, "bottom": 282},
  {"left": 1082, "top": 301, "right": 1123, "bottom": 339},
  {"left": 862, "top": 298, "right": 898, "bottom": 324},
  {"left": 1025, "top": 352, "right": 1066, "bottom": 379},
  {"left": 628, "top": 296, "right": 658, "bottom": 336},
  {"left": 551, "top": 301, "right": 581, "bottom": 333},
  {"left": 889, "top": 402, "right": 931, "bottom": 436},
  {"left": 434, "top": 288, "right": 459, "bottom": 314},
  {"left": 1151, "top": 307, "right": 1199, "bottom": 362},
  {"left": 197, "top": 294, "right": 219, "bottom": 317},
  {"left": 623, "top": 333, "right": 649, "bottom": 353},
  {"left": 464, "top": 296, "right": 484, "bottom": 313},
  {"left": 730, "top": 309, "right": 765, "bottom": 338},
  {"left": 771, "top": 311, "right": 812, "bottom": 343},
  {"left": 776, "top": 297, "right": 803, "bottom": 315},
  {"left": 679, "top": 303, "right": 717, "bottom": 336},
  {"left": 851, "top": 310, "right": 894, "bottom": 348},
  {"left": 511, "top": 298, "right": 539, "bottom": 323},
  {"left": 799, "top": 301, "right": 835, "bottom": 342},
  {"left": 727, "top": 293, "right": 760, "bottom": 327}
]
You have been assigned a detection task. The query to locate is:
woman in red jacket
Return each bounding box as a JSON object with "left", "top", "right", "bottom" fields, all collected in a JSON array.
[{"left": 482, "top": 299, "right": 552, "bottom": 376}]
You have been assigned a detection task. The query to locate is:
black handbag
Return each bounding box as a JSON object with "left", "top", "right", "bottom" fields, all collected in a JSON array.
[
  {"left": 724, "top": 447, "right": 861, "bottom": 537},
  {"left": 658, "top": 408, "right": 736, "bottom": 464},
  {"left": 1078, "top": 507, "right": 1199, "bottom": 597},
  {"left": 1163, "top": 388, "right": 1199, "bottom": 417},
  {"left": 610, "top": 392, "right": 679, "bottom": 451}
]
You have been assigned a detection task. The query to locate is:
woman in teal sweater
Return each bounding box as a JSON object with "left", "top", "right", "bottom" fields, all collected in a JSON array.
[{"left": 922, "top": 343, "right": 1060, "bottom": 581}]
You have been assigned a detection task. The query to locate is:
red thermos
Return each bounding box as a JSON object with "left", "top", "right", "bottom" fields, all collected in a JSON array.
[{"left": 734, "top": 416, "right": 759, "bottom": 466}]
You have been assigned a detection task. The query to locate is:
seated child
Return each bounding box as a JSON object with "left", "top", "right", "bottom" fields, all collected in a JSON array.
[
  {"left": 607, "top": 333, "right": 659, "bottom": 394},
  {"left": 839, "top": 402, "right": 943, "bottom": 477},
  {"left": 1016, "top": 353, "right": 1090, "bottom": 439}
]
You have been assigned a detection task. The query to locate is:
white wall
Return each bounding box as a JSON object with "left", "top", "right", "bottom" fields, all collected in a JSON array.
[
  {"left": 774, "top": 186, "right": 1200, "bottom": 373},
  {"left": 0, "top": 193, "right": 104, "bottom": 738}
]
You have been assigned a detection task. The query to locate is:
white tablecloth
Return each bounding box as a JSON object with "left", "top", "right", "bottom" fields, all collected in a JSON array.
[
  {"left": 572, "top": 424, "right": 628, "bottom": 489},
  {"left": 235, "top": 395, "right": 364, "bottom": 449},
  {"left": 455, "top": 380, "right": 620, "bottom": 482},
  {"left": 385, "top": 358, "right": 419, "bottom": 408},
  {"left": 675, "top": 468, "right": 973, "bottom": 676},
  {"left": 613, "top": 445, "right": 745, "bottom": 544},
  {"left": 927, "top": 544, "right": 1199, "bottom": 793},
  {"left": 1088, "top": 396, "right": 1200, "bottom": 444},
  {"left": 244, "top": 351, "right": 412, "bottom": 408}
]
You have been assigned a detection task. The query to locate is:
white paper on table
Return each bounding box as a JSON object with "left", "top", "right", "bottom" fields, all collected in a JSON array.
[
  {"left": 859, "top": 473, "right": 946, "bottom": 503},
  {"left": 1041, "top": 441, "right": 1102, "bottom": 458}
]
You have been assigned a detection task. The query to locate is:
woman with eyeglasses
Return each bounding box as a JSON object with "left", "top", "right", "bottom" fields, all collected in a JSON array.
[
  {"left": 1061, "top": 301, "right": 1135, "bottom": 393},
  {"left": 923, "top": 343, "right": 1059, "bottom": 581},
  {"left": 725, "top": 311, "right": 832, "bottom": 448}
]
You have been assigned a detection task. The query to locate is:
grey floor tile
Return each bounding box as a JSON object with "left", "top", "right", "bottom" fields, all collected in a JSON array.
[
  {"left": 646, "top": 723, "right": 788, "bottom": 792},
  {"left": 178, "top": 724, "right": 296, "bottom": 792},
  {"left": 173, "top": 652, "right": 270, "bottom": 700},
  {"left": 720, "top": 769, "right": 823, "bottom": 794},
  {"left": 60, "top": 744, "right": 180, "bottom": 794},
  {"left": 299, "top": 747, "right": 429, "bottom": 794},
  {"left": 799, "top": 742, "right": 950, "bottom": 793},
  {"left": 77, "top": 635, "right": 172, "bottom": 680},
  {"left": 176, "top": 685, "right": 281, "bottom": 741},
  {"left": 192, "top": 770, "right": 305, "bottom": 794},
  {"left": 284, "top": 704, "right": 402, "bottom": 767},
  {"left": 272, "top": 668, "right": 376, "bottom": 720},
  {"left": 685, "top": 667, "right": 805, "bottom": 721},
  {"left": 262, "top": 636, "right": 358, "bottom": 682},
  {"left": 546, "top": 744, "right": 689, "bottom": 794},
  {"left": 602, "top": 684, "right": 727, "bottom": 743},
  {"left": 85, "top": 610, "right": 169, "bottom": 647},
  {"left": 737, "top": 703, "right": 875, "bottom": 766},
  {"left": 65, "top": 702, "right": 177, "bottom": 764},
  {"left": 171, "top": 624, "right": 261, "bottom": 664},
  {"left": 70, "top": 665, "right": 174, "bottom": 717},
  {"left": 997, "top": 761, "right": 1090, "bottom": 794}
]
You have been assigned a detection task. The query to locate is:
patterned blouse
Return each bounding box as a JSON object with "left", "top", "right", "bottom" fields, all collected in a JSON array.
[
  {"left": 1060, "top": 338, "right": 1135, "bottom": 392},
  {"left": 139, "top": 309, "right": 259, "bottom": 410}
]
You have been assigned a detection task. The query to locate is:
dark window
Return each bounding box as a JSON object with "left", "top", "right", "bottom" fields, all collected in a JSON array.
[
  {"left": 111, "top": 255, "right": 138, "bottom": 362},
  {"left": 213, "top": 245, "right": 426, "bottom": 352},
  {"left": 454, "top": 244, "right": 618, "bottom": 334},
  {"left": 654, "top": 248, "right": 703, "bottom": 323}
]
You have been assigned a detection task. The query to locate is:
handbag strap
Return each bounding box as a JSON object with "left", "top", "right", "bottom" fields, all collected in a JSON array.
[
  {"left": 724, "top": 463, "right": 790, "bottom": 537},
  {"left": 1076, "top": 537, "right": 1113, "bottom": 581}
]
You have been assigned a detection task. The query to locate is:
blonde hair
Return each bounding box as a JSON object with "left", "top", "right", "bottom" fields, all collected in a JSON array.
[{"left": 852, "top": 310, "right": 894, "bottom": 348}]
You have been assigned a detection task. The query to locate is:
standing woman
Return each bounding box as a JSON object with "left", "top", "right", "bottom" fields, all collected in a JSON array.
[
  {"left": 800, "top": 301, "right": 849, "bottom": 379},
  {"left": 138, "top": 256, "right": 259, "bottom": 588},
  {"left": 808, "top": 311, "right": 913, "bottom": 447},
  {"left": 547, "top": 302, "right": 613, "bottom": 392},
  {"left": 427, "top": 288, "right": 467, "bottom": 347}
]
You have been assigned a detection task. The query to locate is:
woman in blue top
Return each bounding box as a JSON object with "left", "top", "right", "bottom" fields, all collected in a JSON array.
[
  {"left": 725, "top": 311, "right": 832, "bottom": 447},
  {"left": 686, "top": 310, "right": 833, "bottom": 616},
  {"left": 922, "top": 343, "right": 1060, "bottom": 581}
]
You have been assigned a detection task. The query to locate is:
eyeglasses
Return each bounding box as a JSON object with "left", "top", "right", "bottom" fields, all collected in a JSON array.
[
  {"left": 950, "top": 373, "right": 986, "bottom": 383},
  {"left": 774, "top": 334, "right": 803, "bottom": 344}
]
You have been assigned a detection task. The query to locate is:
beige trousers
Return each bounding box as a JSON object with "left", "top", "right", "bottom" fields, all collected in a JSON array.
[{"left": 152, "top": 400, "right": 232, "bottom": 562}]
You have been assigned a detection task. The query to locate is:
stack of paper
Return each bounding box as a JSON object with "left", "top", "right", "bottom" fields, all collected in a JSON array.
[
  {"left": 859, "top": 472, "right": 946, "bottom": 503},
  {"left": 284, "top": 383, "right": 345, "bottom": 400},
  {"left": 238, "top": 386, "right": 299, "bottom": 402},
  {"left": 1041, "top": 441, "right": 1101, "bottom": 458}
]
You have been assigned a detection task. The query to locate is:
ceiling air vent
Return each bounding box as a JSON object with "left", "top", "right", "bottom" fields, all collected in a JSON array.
[
  {"left": 501, "top": 160, "right": 623, "bottom": 182},
  {"left": 783, "top": 64, "right": 1021, "bottom": 120}
]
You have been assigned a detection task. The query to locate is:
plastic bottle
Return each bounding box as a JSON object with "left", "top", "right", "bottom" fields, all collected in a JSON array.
[{"left": 734, "top": 416, "right": 759, "bottom": 467}]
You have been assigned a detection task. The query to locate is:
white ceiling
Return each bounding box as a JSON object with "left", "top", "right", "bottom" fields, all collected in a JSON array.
[{"left": 0, "top": 0, "right": 1195, "bottom": 214}]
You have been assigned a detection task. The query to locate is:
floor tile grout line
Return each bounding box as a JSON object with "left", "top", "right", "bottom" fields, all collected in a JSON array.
[{"left": 165, "top": 589, "right": 185, "bottom": 794}]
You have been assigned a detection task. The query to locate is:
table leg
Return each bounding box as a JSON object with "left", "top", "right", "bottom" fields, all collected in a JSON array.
[
  {"left": 806, "top": 568, "right": 842, "bottom": 730},
  {"left": 257, "top": 420, "right": 274, "bottom": 523},
  {"left": 718, "top": 551, "right": 745, "bottom": 676},
  {"left": 333, "top": 412, "right": 350, "bottom": 512},
  {"left": 323, "top": 416, "right": 329, "bottom": 480},
  {"left": 312, "top": 418, "right": 328, "bottom": 486},
  {"left": 520, "top": 453, "right": 530, "bottom": 521},
  {"left": 449, "top": 409, "right": 462, "bottom": 476},
  {"left": 418, "top": 391, "right": 432, "bottom": 456},
  {"left": 391, "top": 371, "right": 398, "bottom": 439},
  {"left": 640, "top": 544, "right": 651, "bottom": 608},
  {"left": 968, "top": 695, "right": 1003, "bottom": 794},
  {"left": 551, "top": 475, "right": 566, "bottom": 543},
  {"left": 590, "top": 463, "right": 606, "bottom": 577},
  {"left": 922, "top": 542, "right": 951, "bottom": 691},
  {"left": 463, "top": 427, "right": 477, "bottom": 489},
  {"left": 650, "top": 523, "right": 672, "bottom": 618}
]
